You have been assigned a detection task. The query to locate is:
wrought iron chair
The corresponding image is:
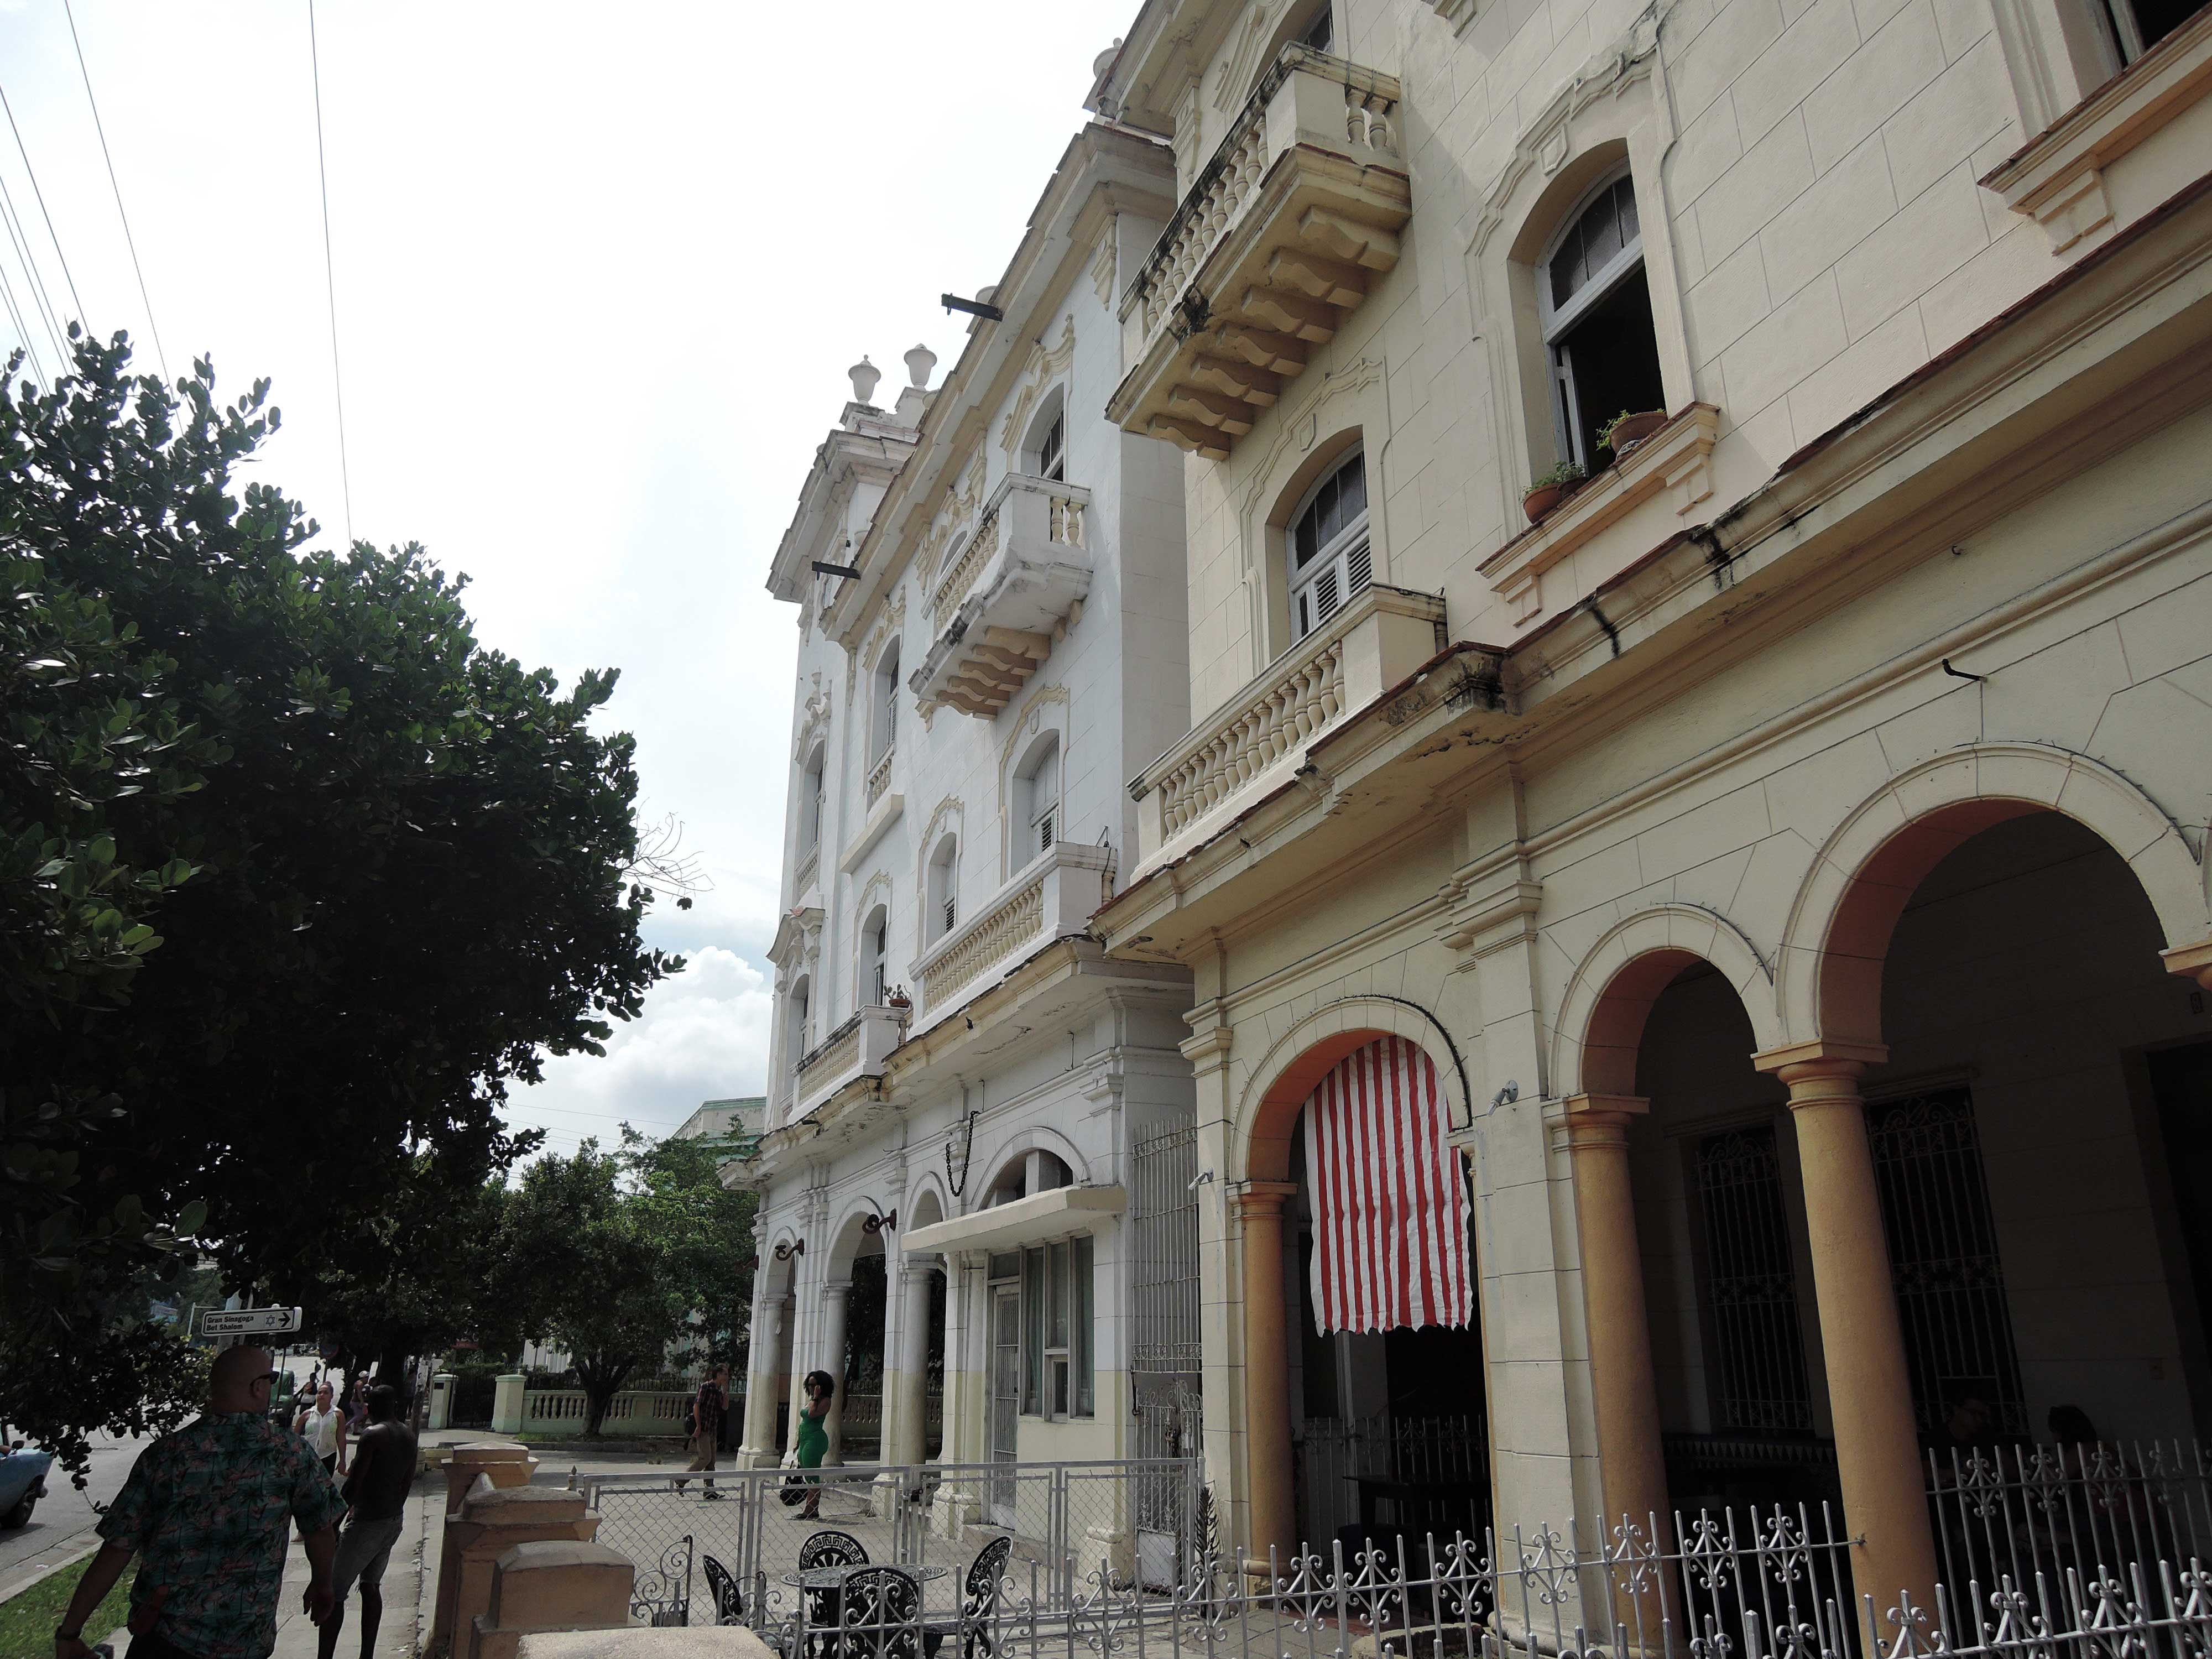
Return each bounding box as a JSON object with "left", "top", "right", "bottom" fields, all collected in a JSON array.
[
  {"left": 700, "top": 1553, "right": 747, "bottom": 1626},
  {"left": 799, "top": 1530, "right": 870, "bottom": 1569},
  {"left": 798, "top": 1529, "right": 871, "bottom": 1656},
  {"left": 835, "top": 1566, "right": 924, "bottom": 1659},
  {"left": 629, "top": 1533, "right": 695, "bottom": 1626},
  {"left": 924, "top": 1534, "right": 1010, "bottom": 1659}
]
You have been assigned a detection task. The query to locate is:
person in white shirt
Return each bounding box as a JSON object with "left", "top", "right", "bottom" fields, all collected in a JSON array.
[{"left": 294, "top": 1382, "right": 348, "bottom": 1479}]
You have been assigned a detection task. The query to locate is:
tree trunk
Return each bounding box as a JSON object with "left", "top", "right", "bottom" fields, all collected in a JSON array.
[{"left": 579, "top": 1357, "right": 633, "bottom": 1438}]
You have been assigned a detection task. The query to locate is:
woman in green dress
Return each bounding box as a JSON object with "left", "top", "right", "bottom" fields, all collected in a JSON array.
[{"left": 794, "top": 1370, "right": 833, "bottom": 1520}]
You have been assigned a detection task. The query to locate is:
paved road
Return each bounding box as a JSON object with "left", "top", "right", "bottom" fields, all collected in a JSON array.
[{"left": 0, "top": 1431, "right": 156, "bottom": 1592}]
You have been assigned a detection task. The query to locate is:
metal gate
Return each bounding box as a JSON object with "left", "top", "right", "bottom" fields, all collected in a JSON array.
[{"left": 1131, "top": 1123, "right": 1202, "bottom": 1587}]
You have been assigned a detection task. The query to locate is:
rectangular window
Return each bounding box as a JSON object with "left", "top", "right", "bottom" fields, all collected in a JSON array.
[
  {"left": 1022, "top": 1246, "right": 1045, "bottom": 1413},
  {"left": 1021, "top": 1235, "right": 1095, "bottom": 1418}
]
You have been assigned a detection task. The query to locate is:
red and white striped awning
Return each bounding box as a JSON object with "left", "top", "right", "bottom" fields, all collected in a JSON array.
[{"left": 1302, "top": 1034, "right": 1473, "bottom": 1334}]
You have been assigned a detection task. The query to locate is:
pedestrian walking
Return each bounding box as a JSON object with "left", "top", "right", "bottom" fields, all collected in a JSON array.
[
  {"left": 51, "top": 1345, "right": 347, "bottom": 1659},
  {"left": 793, "top": 1371, "right": 832, "bottom": 1521},
  {"left": 296, "top": 1383, "right": 349, "bottom": 1479},
  {"left": 342, "top": 1379, "right": 367, "bottom": 1438},
  {"left": 315, "top": 1385, "right": 416, "bottom": 1659},
  {"left": 674, "top": 1366, "right": 730, "bottom": 1498}
]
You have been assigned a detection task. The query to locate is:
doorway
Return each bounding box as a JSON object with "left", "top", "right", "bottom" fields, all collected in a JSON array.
[{"left": 990, "top": 1284, "right": 1020, "bottom": 1527}]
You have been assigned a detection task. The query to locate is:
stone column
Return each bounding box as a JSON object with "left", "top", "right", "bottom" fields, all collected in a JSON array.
[
  {"left": 1755, "top": 1040, "right": 1937, "bottom": 1638},
  {"left": 818, "top": 1280, "right": 851, "bottom": 1464},
  {"left": 888, "top": 1261, "right": 934, "bottom": 1467},
  {"left": 1554, "top": 1095, "right": 1670, "bottom": 1548},
  {"left": 739, "top": 1297, "right": 785, "bottom": 1467},
  {"left": 1233, "top": 1181, "right": 1300, "bottom": 1569}
]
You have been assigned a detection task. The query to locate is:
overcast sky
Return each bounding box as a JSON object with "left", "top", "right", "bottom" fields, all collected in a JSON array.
[{"left": 0, "top": 0, "right": 1137, "bottom": 1154}]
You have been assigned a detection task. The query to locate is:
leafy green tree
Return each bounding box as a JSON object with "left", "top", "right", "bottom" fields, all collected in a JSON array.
[
  {"left": 1, "top": 334, "right": 675, "bottom": 1473},
  {"left": 488, "top": 1132, "right": 755, "bottom": 1436}
]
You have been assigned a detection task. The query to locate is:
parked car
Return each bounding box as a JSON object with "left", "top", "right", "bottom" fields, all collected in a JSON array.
[{"left": 0, "top": 1439, "right": 53, "bottom": 1528}]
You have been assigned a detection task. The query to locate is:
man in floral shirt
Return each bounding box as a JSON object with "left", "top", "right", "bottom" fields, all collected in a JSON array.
[{"left": 54, "top": 1346, "right": 347, "bottom": 1659}]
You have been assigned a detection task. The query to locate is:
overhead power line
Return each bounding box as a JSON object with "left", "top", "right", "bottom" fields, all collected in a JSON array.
[
  {"left": 0, "top": 171, "right": 67, "bottom": 367},
  {"left": 0, "top": 256, "right": 47, "bottom": 388},
  {"left": 62, "top": 0, "right": 168, "bottom": 385},
  {"left": 306, "top": 0, "right": 355, "bottom": 551},
  {"left": 0, "top": 77, "right": 90, "bottom": 327}
]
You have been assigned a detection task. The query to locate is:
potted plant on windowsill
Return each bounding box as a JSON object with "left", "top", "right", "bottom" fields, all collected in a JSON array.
[
  {"left": 1523, "top": 461, "right": 1586, "bottom": 524},
  {"left": 1598, "top": 408, "right": 1668, "bottom": 461}
]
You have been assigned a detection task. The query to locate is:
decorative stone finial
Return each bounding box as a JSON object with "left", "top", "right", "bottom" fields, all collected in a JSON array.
[
  {"left": 848, "top": 356, "right": 881, "bottom": 406},
  {"left": 903, "top": 344, "right": 937, "bottom": 389},
  {"left": 1093, "top": 38, "right": 1123, "bottom": 81}
]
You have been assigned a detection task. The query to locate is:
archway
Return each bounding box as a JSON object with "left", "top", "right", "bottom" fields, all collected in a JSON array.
[
  {"left": 1239, "top": 1022, "right": 1485, "bottom": 1562},
  {"left": 822, "top": 1207, "right": 891, "bottom": 1465},
  {"left": 740, "top": 1240, "right": 802, "bottom": 1463}
]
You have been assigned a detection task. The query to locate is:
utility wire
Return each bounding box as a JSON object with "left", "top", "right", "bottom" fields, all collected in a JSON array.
[
  {"left": 306, "top": 0, "right": 355, "bottom": 551},
  {"left": 0, "top": 77, "right": 90, "bottom": 327},
  {"left": 0, "top": 257, "right": 48, "bottom": 389},
  {"left": 62, "top": 0, "right": 168, "bottom": 385},
  {"left": 0, "top": 171, "right": 67, "bottom": 367}
]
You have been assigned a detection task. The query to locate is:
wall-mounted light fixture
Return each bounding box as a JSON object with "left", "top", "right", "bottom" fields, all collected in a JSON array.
[
  {"left": 773, "top": 1238, "right": 806, "bottom": 1262},
  {"left": 862, "top": 1197, "right": 898, "bottom": 1236}
]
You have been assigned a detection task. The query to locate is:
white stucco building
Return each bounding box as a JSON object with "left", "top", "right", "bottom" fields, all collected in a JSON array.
[{"left": 735, "top": 120, "right": 1207, "bottom": 1520}]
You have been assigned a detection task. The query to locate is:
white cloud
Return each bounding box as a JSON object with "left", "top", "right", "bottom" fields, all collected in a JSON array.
[{"left": 507, "top": 946, "right": 773, "bottom": 1149}]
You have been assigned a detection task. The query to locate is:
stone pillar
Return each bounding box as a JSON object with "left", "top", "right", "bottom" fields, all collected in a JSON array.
[
  {"left": 1554, "top": 1095, "right": 1670, "bottom": 1547},
  {"left": 739, "top": 1297, "right": 785, "bottom": 1467},
  {"left": 818, "top": 1280, "right": 851, "bottom": 1463},
  {"left": 887, "top": 1261, "right": 934, "bottom": 1467},
  {"left": 433, "top": 1483, "right": 599, "bottom": 1658},
  {"left": 1755, "top": 1040, "right": 1937, "bottom": 1639},
  {"left": 441, "top": 1443, "right": 539, "bottom": 1515},
  {"left": 469, "top": 1540, "right": 634, "bottom": 1659},
  {"left": 1233, "top": 1181, "right": 1299, "bottom": 1569},
  {"left": 492, "top": 1374, "right": 526, "bottom": 1435},
  {"left": 430, "top": 1373, "right": 457, "bottom": 1431}
]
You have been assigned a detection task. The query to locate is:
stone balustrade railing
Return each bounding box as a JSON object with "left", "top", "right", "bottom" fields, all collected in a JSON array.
[
  {"left": 791, "top": 1002, "right": 905, "bottom": 1115},
  {"left": 931, "top": 504, "right": 1000, "bottom": 619},
  {"left": 1130, "top": 585, "right": 1448, "bottom": 869},
  {"left": 1127, "top": 45, "right": 1402, "bottom": 347},
  {"left": 915, "top": 841, "right": 1114, "bottom": 1015},
  {"left": 927, "top": 473, "right": 1090, "bottom": 622},
  {"left": 864, "top": 744, "right": 895, "bottom": 808},
  {"left": 520, "top": 1389, "right": 693, "bottom": 1438}
]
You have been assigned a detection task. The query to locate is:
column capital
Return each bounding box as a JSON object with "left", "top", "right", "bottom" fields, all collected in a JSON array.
[
  {"left": 1229, "top": 1179, "right": 1298, "bottom": 1219},
  {"left": 820, "top": 1280, "right": 852, "bottom": 1305},
  {"left": 1751, "top": 1037, "right": 1888, "bottom": 1091},
  {"left": 2163, "top": 938, "right": 2212, "bottom": 990},
  {"left": 1550, "top": 1093, "right": 1649, "bottom": 1151}
]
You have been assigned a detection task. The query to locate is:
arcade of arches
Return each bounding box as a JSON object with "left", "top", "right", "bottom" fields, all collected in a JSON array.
[{"left": 1217, "top": 798, "right": 2212, "bottom": 1623}]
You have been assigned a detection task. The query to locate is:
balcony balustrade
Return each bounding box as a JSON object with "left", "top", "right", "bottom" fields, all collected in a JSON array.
[
  {"left": 913, "top": 841, "right": 1113, "bottom": 1015},
  {"left": 912, "top": 473, "right": 1092, "bottom": 719},
  {"left": 1129, "top": 583, "right": 1446, "bottom": 868},
  {"left": 864, "top": 744, "right": 895, "bottom": 809},
  {"left": 792, "top": 1002, "right": 905, "bottom": 1117},
  {"left": 1107, "top": 44, "right": 1410, "bottom": 458}
]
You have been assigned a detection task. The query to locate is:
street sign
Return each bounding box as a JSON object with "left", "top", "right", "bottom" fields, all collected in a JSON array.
[{"left": 198, "top": 1307, "right": 303, "bottom": 1337}]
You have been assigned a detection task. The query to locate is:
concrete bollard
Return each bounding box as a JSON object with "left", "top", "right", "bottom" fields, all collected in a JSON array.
[
  {"left": 430, "top": 1373, "right": 457, "bottom": 1431},
  {"left": 442, "top": 1443, "right": 539, "bottom": 1515},
  {"left": 468, "top": 1540, "right": 634, "bottom": 1659}
]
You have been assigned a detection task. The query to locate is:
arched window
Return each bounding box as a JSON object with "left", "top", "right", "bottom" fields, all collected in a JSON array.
[
  {"left": 862, "top": 905, "right": 889, "bottom": 1005},
  {"left": 872, "top": 643, "right": 901, "bottom": 765},
  {"left": 1015, "top": 734, "right": 1061, "bottom": 864},
  {"left": 788, "top": 976, "right": 812, "bottom": 1077},
  {"left": 1025, "top": 393, "right": 1067, "bottom": 483},
  {"left": 2096, "top": 0, "right": 2203, "bottom": 64},
  {"left": 800, "top": 744, "right": 827, "bottom": 853},
  {"left": 986, "top": 1148, "right": 1074, "bottom": 1207},
  {"left": 926, "top": 834, "right": 959, "bottom": 942},
  {"left": 1541, "top": 169, "right": 1665, "bottom": 471},
  {"left": 1287, "top": 447, "right": 1370, "bottom": 643}
]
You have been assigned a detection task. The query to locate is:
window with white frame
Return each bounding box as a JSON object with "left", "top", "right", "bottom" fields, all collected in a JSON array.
[
  {"left": 2094, "top": 0, "right": 2205, "bottom": 61},
  {"left": 862, "top": 905, "right": 889, "bottom": 1005},
  {"left": 1015, "top": 734, "right": 1061, "bottom": 863},
  {"left": 872, "top": 643, "right": 900, "bottom": 764},
  {"left": 800, "top": 745, "right": 827, "bottom": 853},
  {"left": 1541, "top": 170, "right": 1666, "bottom": 471},
  {"left": 1026, "top": 394, "right": 1067, "bottom": 483},
  {"left": 1287, "top": 448, "right": 1371, "bottom": 644},
  {"left": 1021, "top": 1234, "right": 1094, "bottom": 1418},
  {"left": 788, "top": 977, "right": 811, "bottom": 1079},
  {"left": 926, "top": 834, "right": 959, "bottom": 942}
]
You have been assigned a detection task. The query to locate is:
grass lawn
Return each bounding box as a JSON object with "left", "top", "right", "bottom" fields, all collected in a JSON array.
[{"left": 0, "top": 1554, "right": 137, "bottom": 1659}]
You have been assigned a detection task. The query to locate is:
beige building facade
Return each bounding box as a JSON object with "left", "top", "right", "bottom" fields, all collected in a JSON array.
[{"left": 1079, "top": 0, "right": 2212, "bottom": 1629}]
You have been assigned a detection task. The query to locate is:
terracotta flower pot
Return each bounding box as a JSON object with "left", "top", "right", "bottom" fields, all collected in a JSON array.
[
  {"left": 1524, "top": 483, "right": 1572, "bottom": 523},
  {"left": 1604, "top": 409, "right": 1668, "bottom": 456}
]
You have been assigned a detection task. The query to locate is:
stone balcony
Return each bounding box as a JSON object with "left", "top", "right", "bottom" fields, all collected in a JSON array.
[
  {"left": 912, "top": 842, "right": 1114, "bottom": 1016},
  {"left": 1107, "top": 45, "right": 1410, "bottom": 458},
  {"left": 792, "top": 1003, "right": 905, "bottom": 1116},
  {"left": 911, "top": 473, "right": 1092, "bottom": 719},
  {"left": 1128, "top": 583, "right": 1446, "bottom": 870}
]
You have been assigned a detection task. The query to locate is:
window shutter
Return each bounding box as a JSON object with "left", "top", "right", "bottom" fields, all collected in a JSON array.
[
  {"left": 1039, "top": 813, "right": 1055, "bottom": 852},
  {"left": 942, "top": 896, "right": 957, "bottom": 934},
  {"left": 1348, "top": 540, "right": 1372, "bottom": 596},
  {"left": 1316, "top": 567, "right": 1341, "bottom": 622}
]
